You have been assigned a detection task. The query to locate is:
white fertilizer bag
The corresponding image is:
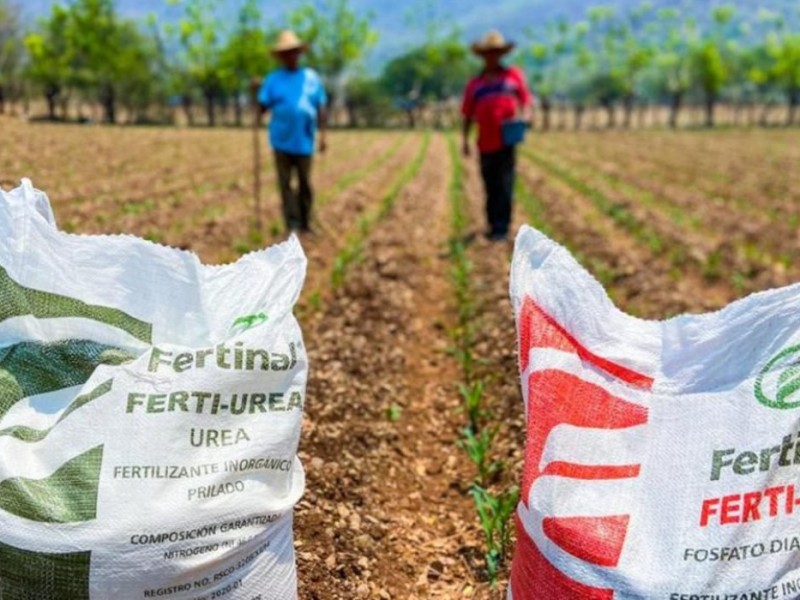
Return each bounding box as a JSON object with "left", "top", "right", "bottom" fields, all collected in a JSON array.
[
  {"left": 509, "top": 225, "right": 800, "bottom": 600},
  {"left": 1, "top": 178, "right": 56, "bottom": 226},
  {"left": 0, "top": 182, "right": 307, "bottom": 599}
]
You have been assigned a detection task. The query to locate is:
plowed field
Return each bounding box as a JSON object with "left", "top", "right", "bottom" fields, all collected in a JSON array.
[{"left": 2, "top": 117, "right": 798, "bottom": 598}]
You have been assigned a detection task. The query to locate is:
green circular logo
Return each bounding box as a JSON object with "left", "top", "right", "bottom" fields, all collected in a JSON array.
[{"left": 755, "top": 344, "right": 800, "bottom": 409}]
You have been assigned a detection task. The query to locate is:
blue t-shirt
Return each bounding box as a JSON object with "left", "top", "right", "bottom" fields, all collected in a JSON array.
[{"left": 258, "top": 67, "right": 327, "bottom": 156}]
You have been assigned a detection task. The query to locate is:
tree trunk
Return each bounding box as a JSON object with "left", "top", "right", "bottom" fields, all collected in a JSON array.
[
  {"left": 759, "top": 103, "right": 771, "bottom": 127},
  {"left": 204, "top": 91, "right": 216, "bottom": 127},
  {"left": 787, "top": 89, "right": 798, "bottom": 127},
  {"left": 669, "top": 92, "right": 683, "bottom": 129},
  {"left": 101, "top": 84, "right": 116, "bottom": 124},
  {"left": 574, "top": 104, "right": 585, "bottom": 130},
  {"left": 733, "top": 101, "right": 743, "bottom": 126},
  {"left": 704, "top": 93, "right": 716, "bottom": 128},
  {"left": 558, "top": 103, "right": 568, "bottom": 130},
  {"left": 182, "top": 96, "right": 194, "bottom": 126},
  {"left": 45, "top": 89, "right": 58, "bottom": 120},
  {"left": 234, "top": 98, "right": 243, "bottom": 127},
  {"left": 541, "top": 98, "right": 551, "bottom": 132},
  {"left": 746, "top": 102, "right": 757, "bottom": 127},
  {"left": 622, "top": 95, "right": 634, "bottom": 128},
  {"left": 636, "top": 103, "right": 647, "bottom": 129},
  {"left": 601, "top": 100, "right": 615, "bottom": 128},
  {"left": 405, "top": 108, "right": 415, "bottom": 129},
  {"left": 0, "top": 86, "right": 5, "bottom": 114},
  {"left": 346, "top": 103, "right": 358, "bottom": 128}
]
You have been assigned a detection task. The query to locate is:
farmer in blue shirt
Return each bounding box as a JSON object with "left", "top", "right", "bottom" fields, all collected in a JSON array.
[{"left": 254, "top": 30, "right": 328, "bottom": 233}]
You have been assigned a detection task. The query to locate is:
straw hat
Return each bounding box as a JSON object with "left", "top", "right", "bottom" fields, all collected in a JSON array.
[
  {"left": 471, "top": 30, "right": 515, "bottom": 55},
  {"left": 272, "top": 30, "right": 308, "bottom": 54}
]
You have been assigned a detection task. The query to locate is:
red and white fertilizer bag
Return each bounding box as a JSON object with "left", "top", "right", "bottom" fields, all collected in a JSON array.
[
  {"left": 508, "top": 225, "right": 800, "bottom": 599},
  {"left": 0, "top": 181, "right": 307, "bottom": 599}
]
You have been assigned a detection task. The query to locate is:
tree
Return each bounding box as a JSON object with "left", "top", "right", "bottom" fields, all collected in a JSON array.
[
  {"left": 0, "top": 0, "right": 24, "bottom": 114},
  {"left": 174, "top": 0, "right": 225, "bottom": 126},
  {"left": 616, "top": 3, "right": 655, "bottom": 128},
  {"left": 25, "top": 5, "right": 72, "bottom": 120},
  {"left": 289, "top": 0, "right": 377, "bottom": 118},
  {"left": 651, "top": 9, "right": 694, "bottom": 128},
  {"left": 585, "top": 6, "right": 626, "bottom": 128},
  {"left": 65, "top": 0, "right": 127, "bottom": 123},
  {"left": 689, "top": 6, "right": 735, "bottom": 127},
  {"left": 115, "top": 20, "right": 166, "bottom": 123},
  {"left": 525, "top": 20, "right": 574, "bottom": 131},
  {"left": 766, "top": 31, "right": 800, "bottom": 126},
  {"left": 219, "top": 0, "right": 273, "bottom": 127},
  {"left": 345, "top": 76, "right": 392, "bottom": 127}
]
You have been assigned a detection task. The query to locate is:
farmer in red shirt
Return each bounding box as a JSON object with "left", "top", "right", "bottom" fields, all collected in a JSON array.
[{"left": 461, "top": 30, "right": 533, "bottom": 241}]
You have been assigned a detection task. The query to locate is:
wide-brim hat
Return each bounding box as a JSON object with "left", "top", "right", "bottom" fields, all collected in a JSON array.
[
  {"left": 471, "top": 30, "right": 515, "bottom": 55},
  {"left": 272, "top": 30, "right": 308, "bottom": 54}
]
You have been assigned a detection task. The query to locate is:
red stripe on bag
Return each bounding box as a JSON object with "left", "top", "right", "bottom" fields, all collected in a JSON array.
[
  {"left": 518, "top": 297, "right": 654, "bottom": 389},
  {"left": 542, "top": 515, "right": 630, "bottom": 567},
  {"left": 512, "top": 298, "right": 653, "bottom": 598},
  {"left": 541, "top": 462, "right": 640, "bottom": 480},
  {"left": 510, "top": 516, "right": 614, "bottom": 600},
  {"left": 521, "top": 370, "right": 648, "bottom": 504}
]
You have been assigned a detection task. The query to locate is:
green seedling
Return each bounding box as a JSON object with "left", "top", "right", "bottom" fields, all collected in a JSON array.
[
  {"left": 308, "top": 289, "right": 323, "bottom": 312},
  {"left": 386, "top": 404, "right": 403, "bottom": 422},
  {"left": 457, "top": 426, "right": 502, "bottom": 486},
  {"left": 470, "top": 484, "right": 520, "bottom": 585},
  {"left": 458, "top": 381, "right": 486, "bottom": 433}
]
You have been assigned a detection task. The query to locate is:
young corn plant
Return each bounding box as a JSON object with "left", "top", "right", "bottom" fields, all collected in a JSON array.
[
  {"left": 458, "top": 381, "right": 486, "bottom": 433},
  {"left": 330, "top": 133, "right": 431, "bottom": 289},
  {"left": 470, "top": 484, "right": 520, "bottom": 585},
  {"left": 457, "top": 426, "right": 503, "bottom": 486}
]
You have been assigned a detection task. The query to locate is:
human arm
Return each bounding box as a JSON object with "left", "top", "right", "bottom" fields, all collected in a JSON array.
[
  {"left": 513, "top": 67, "right": 534, "bottom": 124},
  {"left": 314, "top": 73, "right": 328, "bottom": 154},
  {"left": 462, "top": 118, "right": 473, "bottom": 157},
  {"left": 250, "top": 75, "right": 272, "bottom": 125},
  {"left": 317, "top": 104, "right": 328, "bottom": 154},
  {"left": 460, "top": 79, "right": 475, "bottom": 156}
]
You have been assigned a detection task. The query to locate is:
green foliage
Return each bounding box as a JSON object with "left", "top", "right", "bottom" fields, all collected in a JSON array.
[
  {"left": 289, "top": 0, "right": 376, "bottom": 105},
  {"left": 345, "top": 76, "right": 393, "bottom": 126},
  {"left": 385, "top": 404, "right": 403, "bottom": 422},
  {"left": 458, "top": 381, "right": 486, "bottom": 433},
  {"left": 690, "top": 40, "right": 729, "bottom": 97},
  {"left": 25, "top": 0, "right": 165, "bottom": 122},
  {"left": 380, "top": 32, "right": 476, "bottom": 101},
  {"left": 0, "top": 1, "right": 24, "bottom": 106},
  {"left": 218, "top": 1, "right": 273, "bottom": 109},
  {"left": 25, "top": 5, "right": 72, "bottom": 116},
  {"left": 457, "top": 426, "right": 502, "bottom": 486},
  {"left": 470, "top": 485, "right": 519, "bottom": 585}
]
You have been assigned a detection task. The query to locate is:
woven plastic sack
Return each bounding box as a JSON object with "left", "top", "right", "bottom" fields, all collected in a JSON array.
[
  {"left": 1, "top": 178, "right": 56, "bottom": 226},
  {"left": 509, "top": 225, "right": 800, "bottom": 599},
  {"left": 0, "top": 181, "right": 307, "bottom": 599}
]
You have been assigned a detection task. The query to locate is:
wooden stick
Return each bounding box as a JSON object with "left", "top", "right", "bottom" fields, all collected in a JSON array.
[{"left": 251, "top": 90, "right": 263, "bottom": 232}]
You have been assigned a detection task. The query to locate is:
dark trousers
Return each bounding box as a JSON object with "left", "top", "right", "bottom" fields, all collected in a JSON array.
[
  {"left": 479, "top": 146, "right": 516, "bottom": 236},
  {"left": 274, "top": 151, "right": 313, "bottom": 231}
]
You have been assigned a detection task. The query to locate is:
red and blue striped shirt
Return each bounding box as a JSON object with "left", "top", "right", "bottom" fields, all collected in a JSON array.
[{"left": 461, "top": 66, "right": 533, "bottom": 154}]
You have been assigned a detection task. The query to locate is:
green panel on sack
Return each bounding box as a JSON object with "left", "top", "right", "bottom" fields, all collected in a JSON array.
[
  {"left": 0, "top": 379, "right": 113, "bottom": 443},
  {"left": 0, "top": 341, "right": 134, "bottom": 418},
  {"left": 0, "top": 265, "right": 152, "bottom": 343},
  {"left": 0, "top": 445, "right": 103, "bottom": 523},
  {"left": 0, "top": 539, "right": 90, "bottom": 600}
]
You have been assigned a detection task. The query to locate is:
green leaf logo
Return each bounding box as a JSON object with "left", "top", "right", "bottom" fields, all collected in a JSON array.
[
  {"left": 231, "top": 312, "right": 268, "bottom": 334},
  {"left": 756, "top": 345, "right": 800, "bottom": 409}
]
